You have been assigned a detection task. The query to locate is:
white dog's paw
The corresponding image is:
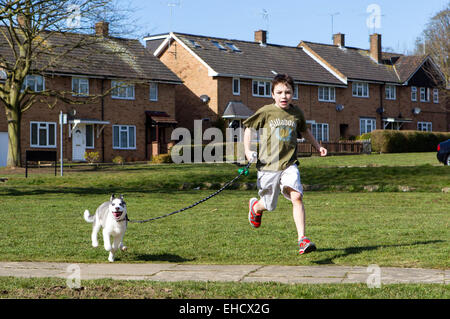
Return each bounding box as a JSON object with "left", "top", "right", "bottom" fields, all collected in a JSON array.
[
  {"left": 104, "top": 244, "right": 112, "bottom": 252},
  {"left": 108, "top": 252, "right": 115, "bottom": 262},
  {"left": 92, "top": 241, "right": 98, "bottom": 248}
]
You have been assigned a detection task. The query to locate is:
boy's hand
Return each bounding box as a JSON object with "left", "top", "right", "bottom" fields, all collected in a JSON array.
[
  {"left": 246, "top": 151, "right": 257, "bottom": 163},
  {"left": 319, "top": 147, "right": 327, "bottom": 157}
]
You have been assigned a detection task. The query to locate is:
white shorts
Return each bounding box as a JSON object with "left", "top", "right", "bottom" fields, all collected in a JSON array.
[{"left": 257, "top": 164, "right": 303, "bottom": 211}]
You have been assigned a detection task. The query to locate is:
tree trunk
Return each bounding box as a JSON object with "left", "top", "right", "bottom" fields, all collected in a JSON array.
[{"left": 6, "top": 108, "right": 22, "bottom": 168}]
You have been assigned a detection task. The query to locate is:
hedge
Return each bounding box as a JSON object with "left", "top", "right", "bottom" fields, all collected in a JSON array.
[{"left": 370, "top": 130, "right": 450, "bottom": 153}]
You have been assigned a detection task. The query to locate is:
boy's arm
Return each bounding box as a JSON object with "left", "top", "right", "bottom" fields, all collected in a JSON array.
[
  {"left": 244, "top": 127, "right": 256, "bottom": 162},
  {"left": 302, "top": 128, "right": 327, "bottom": 157}
]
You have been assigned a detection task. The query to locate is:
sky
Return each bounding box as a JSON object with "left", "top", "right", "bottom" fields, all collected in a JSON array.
[{"left": 127, "top": 0, "right": 448, "bottom": 54}]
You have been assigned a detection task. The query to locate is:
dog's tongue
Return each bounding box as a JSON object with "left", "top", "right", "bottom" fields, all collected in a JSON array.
[{"left": 113, "top": 212, "right": 122, "bottom": 218}]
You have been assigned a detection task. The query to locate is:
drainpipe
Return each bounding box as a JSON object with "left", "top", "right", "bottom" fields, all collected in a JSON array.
[{"left": 101, "top": 78, "right": 105, "bottom": 162}]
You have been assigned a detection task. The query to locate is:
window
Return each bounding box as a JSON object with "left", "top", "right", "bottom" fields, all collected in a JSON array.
[
  {"left": 433, "top": 89, "right": 439, "bottom": 103},
  {"left": 30, "top": 122, "right": 56, "bottom": 148},
  {"left": 411, "top": 86, "right": 417, "bottom": 101},
  {"left": 86, "top": 124, "right": 94, "bottom": 148},
  {"left": 420, "top": 87, "right": 430, "bottom": 102},
  {"left": 311, "top": 123, "right": 329, "bottom": 142},
  {"left": 113, "top": 125, "right": 136, "bottom": 149},
  {"left": 22, "top": 75, "right": 44, "bottom": 92},
  {"left": 252, "top": 80, "right": 271, "bottom": 97},
  {"left": 111, "top": 80, "right": 135, "bottom": 99},
  {"left": 232, "top": 78, "right": 240, "bottom": 95},
  {"left": 293, "top": 85, "right": 298, "bottom": 100},
  {"left": 360, "top": 117, "right": 376, "bottom": 135},
  {"left": 211, "top": 40, "right": 226, "bottom": 50},
  {"left": 188, "top": 39, "right": 201, "bottom": 48},
  {"left": 318, "top": 86, "right": 335, "bottom": 102},
  {"left": 417, "top": 122, "right": 432, "bottom": 132},
  {"left": 72, "top": 77, "right": 89, "bottom": 96},
  {"left": 149, "top": 82, "right": 158, "bottom": 101},
  {"left": 225, "top": 42, "right": 241, "bottom": 52},
  {"left": 385, "top": 85, "right": 396, "bottom": 100},
  {"left": 352, "top": 82, "right": 369, "bottom": 97}
]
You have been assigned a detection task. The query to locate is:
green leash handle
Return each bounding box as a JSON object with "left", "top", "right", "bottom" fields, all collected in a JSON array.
[{"left": 238, "top": 152, "right": 257, "bottom": 176}]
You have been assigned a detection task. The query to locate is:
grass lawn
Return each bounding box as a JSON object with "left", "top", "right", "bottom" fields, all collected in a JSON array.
[{"left": 0, "top": 152, "right": 448, "bottom": 299}]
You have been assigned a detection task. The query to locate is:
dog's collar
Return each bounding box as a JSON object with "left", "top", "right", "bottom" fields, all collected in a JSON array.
[{"left": 118, "top": 214, "right": 128, "bottom": 223}]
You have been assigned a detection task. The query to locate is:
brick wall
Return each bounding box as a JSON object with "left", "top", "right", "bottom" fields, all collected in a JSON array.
[{"left": 0, "top": 75, "right": 177, "bottom": 163}]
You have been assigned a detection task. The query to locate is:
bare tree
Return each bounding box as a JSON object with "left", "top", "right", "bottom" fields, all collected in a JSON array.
[
  {"left": 414, "top": 4, "right": 449, "bottom": 88},
  {"left": 0, "top": 0, "right": 137, "bottom": 167}
]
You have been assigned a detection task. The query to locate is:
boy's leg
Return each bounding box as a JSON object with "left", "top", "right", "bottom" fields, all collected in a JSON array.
[{"left": 285, "top": 187, "right": 305, "bottom": 240}]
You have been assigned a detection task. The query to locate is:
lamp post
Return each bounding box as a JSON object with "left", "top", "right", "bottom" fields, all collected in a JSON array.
[{"left": 59, "top": 111, "right": 67, "bottom": 176}]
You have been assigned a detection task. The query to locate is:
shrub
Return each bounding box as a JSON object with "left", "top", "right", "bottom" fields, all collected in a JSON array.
[
  {"left": 112, "top": 156, "right": 124, "bottom": 165},
  {"left": 151, "top": 153, "right": 172, "bottom": 164},
  {"left": 371, "top": 130, "right": 450, "bottom": 153},
  {"left": 84, "top": 151, "right": 100, "bottom": 164}
]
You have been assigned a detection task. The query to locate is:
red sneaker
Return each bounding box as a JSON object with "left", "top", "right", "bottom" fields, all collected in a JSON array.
[
  {"left": 248, "top": 198, "right": 263, "bottom": 228},
  {"left": 298, "top": 236, "right": 316, "bottom": 254}
]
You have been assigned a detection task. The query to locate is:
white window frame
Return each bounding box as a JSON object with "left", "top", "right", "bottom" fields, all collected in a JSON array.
[
  {"left": 30, "top": 121, "right": 56, "bottom": 148},
  {"left": 22, "top": 75, "right": 45, "bottom": 92},
  {"left": 311, "top": 123, "right": 329, "bottom": 142},
  {"left": 385, "top": 85, "right": 396, "bottom": 100},
  {"left": 293, "top": 85, "right": 298, "bottom": 100},
  {"left": 225, "top": 42, "right": 241, "bottom": 52},
  {"left": 360, "top": 117, "right": 376, "bottom": 135},
  {"left": 149, "top": 82, "right": 158, "bottom": 101},
  {"left": 113, "top": 125, "right": 136, "bottom": 150},
  {"left": 211, "top": 40, "right": 226, "bottom": 51},
  {"left": 420, "top": 87, "right": 430, "bottom": 102},
  {"left": 417, "top": 122, "right": 432, "bottom": 132},
  {"left": 318, "top": 86, "right": 336, "bottom": 102},
  {"left": 252, "top": 80, "right": 271, "bottom": 97},
  {"left": 433, "top": 88, "right": 439, "bottom": 103},
  {"left": 72, "top": 77, "right": 89, "bottom": 96},
  {"left": 232, "top": 78, "right": 240, "bottom": 96},
  {"left": 352, "top": 82, "right": 369, "bottom": 98},
  {"left": 86, "top": 124, "right": 94, "bottom": 149},
  {"left": 111, "top": 80, "right": 135, "bottom": 100},
  {"left": 411, "top": 86, "right": 417, "bottom": 101}
]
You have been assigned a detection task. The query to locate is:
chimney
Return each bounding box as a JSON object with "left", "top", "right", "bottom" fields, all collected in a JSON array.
[
  {"left": 333, "top": 33, "right": 345, "bottom": 47},
  {"left": 95, "top": 21, "right": 109, "bottom": 37},
  {"left": 370, "top": 33, "right": 382, "bottom": 63},
  {"left": 254, "top": 30, "right": 267, "bottom": 45}
]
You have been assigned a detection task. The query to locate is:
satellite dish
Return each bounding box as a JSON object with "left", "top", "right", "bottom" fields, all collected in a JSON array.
[
  {"left": 200, "top": 95, "right": 210, "bottom": 103},
  {"left": 335, "top": 104, "right": 344, "bottom": 112},
  {"left": 412, "top": 107, "right": 421, "bottom": 115}
]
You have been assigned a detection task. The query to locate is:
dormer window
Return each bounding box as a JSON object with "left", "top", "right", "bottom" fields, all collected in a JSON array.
[
  {"left": 225, "top": 42, "right": 241, "bottom": 52},
  {"left": 189, "top": 39, "right": 201, "bottom": 48},
  {"left": 211, "top": 40, "right": 226, "bottom": 50}
]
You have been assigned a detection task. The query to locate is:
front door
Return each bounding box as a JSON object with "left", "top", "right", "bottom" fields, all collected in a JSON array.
[{"left": 72, "top": 125, "right": 86, "bottom": 161}]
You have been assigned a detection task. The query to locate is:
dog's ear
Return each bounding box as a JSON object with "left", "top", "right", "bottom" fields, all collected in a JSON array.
[
  {"left": 110, "top": 194, "right": 115, "bottom": 202},
  {"left": 119, "top": 194, "right": 124, "bottom": 200}
]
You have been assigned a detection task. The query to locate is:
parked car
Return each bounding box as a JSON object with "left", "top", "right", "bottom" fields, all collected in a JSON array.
[{"left": 437, "top": 139, "right": 450, "bottom": 165}]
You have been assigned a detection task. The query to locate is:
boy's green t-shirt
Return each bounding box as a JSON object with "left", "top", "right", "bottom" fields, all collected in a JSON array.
[{"left": 243, "top": 103, "right": 307, "bottom": 171}]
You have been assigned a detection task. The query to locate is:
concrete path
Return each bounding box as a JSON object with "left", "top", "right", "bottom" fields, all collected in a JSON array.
[{"left": 0, "top": 262, "right": 448, "bottom": 285}]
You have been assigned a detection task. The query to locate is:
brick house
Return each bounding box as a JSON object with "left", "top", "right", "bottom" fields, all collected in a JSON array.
[
  {"left": 145, "top": 30, "right": 448, "bottom": 142},
  {"left": 0, "top": 22, "right": 182, "bottom": 166}
]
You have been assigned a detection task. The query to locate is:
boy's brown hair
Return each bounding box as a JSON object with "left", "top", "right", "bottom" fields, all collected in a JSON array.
[{"left": 271, "top": 73, "right": 294, "bottom": 93}]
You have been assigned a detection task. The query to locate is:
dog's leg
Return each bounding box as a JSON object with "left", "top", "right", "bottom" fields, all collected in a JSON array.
[
  {"left": 109, "top": 235, "right": 122, "bottom": 262},
  {"left": 103, "top": 229, "right": 112, "bottom": 252},
  {"left": 91, "top": 219, "right": 101, "bottom": 248}
]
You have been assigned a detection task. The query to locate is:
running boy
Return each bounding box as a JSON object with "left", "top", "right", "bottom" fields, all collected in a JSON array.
[{"left": 243, "top": 74, "right": 327, "bottom": 254}]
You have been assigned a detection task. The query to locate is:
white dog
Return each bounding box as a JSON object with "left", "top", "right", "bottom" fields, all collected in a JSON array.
[{"left": 84, "top": 194, "right": 128, "bottom": 262}]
